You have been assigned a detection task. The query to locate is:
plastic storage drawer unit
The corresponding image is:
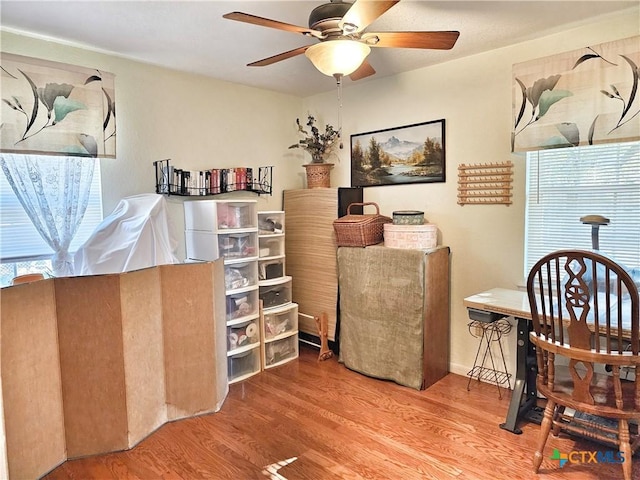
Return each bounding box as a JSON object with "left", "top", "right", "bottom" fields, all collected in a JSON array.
[
  {"left": 227, "top": 319, "right": 260, "bottom": 351},
  {"left": 258, "top": 257, "right": 285, "bottom": 281},
  {"left": 185, "top": 200, "right": 257, "bottom": 231},
  {"left": 226, "top": 288, "right": 259, "bottom": 321},
  {"left": 259, "top": 276, "right": 292, "bottom": 309},
  {"left": 264, "top": 335, "right": 299, "bottom": 368},
  {"left": 228, "top": 347, "right": 261, "bottom": 382},
  {"left": 225, "top": 261, "right": 258, "bottom": 290},
  {"left": 263, "top": 303, "right": 298, "bottom": 340}
]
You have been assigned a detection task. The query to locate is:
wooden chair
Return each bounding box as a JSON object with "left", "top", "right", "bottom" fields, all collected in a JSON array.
[
  {"left": 527, "top": 249, "right": 640, "bottom": 480},
  {"left": 11, "top": 273, "right": 45, "bottom": 285}
]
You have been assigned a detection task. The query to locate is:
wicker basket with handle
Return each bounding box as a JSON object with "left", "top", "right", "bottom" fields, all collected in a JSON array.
[{"left": 333, "top": 202, "right": 392, "bottom": 247}]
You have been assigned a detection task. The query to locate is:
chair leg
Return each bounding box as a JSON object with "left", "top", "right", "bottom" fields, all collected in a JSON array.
[
  {"left": 534, "top": 400, "right": 556, "bottom": 473},
  {"left": 552, "top": 405, "right": 565, "bottom": 436},
  {"left": 618, "top": 419, "right": 632, "bottom": 480}
]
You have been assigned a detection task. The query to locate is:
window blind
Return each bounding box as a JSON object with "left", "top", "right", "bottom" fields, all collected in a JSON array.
[
  {"left": 0, "top": 160, "right": 103, "bottom": 262},
  {"left": 525, "top": 141, "right": 640, "bottom": 276}
]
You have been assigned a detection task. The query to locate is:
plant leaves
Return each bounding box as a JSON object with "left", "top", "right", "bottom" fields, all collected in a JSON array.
[
  {"left": 102, "top": 87, "right": 112, "bottom": 131},
  {"left": 537, "top": 89, "right": 573, "bottom": 118},
  {"left": 572, "top": 53, "right": 601, "bottom": 70},
  {"left": 556, "top": 122, "right": 580, "bottom": 146},
  {"left": 84, "top": 75, "right": 102, "bottom": 85},
  {"left": 52, "top": 97, "right": 86, "bottom": 123},
  {"left": 1, "top": 66, "right": 18, "bottom": 80},
  {"left": 61, "top": 144, "right": 94, "bottom": 156},
  {"left": 588, "top": 115, "right": 599, "bottom": 145},
  {"left": 529, "top": 75, "right": 562, "bottom": 108},
  {"left": 78, "top": 133, "right": 98, "bottom": 157},
  {"left": 619, "top": 55, "right": 638, "bottom": 123},
  {"left": 18, "top": 69, "right": 39, "bottom": 136},
  {"left": 514, "top": 77, "right": 527, "bottom": 129},
  {"left": 3, "top": 99, "right": 17, "bottom": 110}
]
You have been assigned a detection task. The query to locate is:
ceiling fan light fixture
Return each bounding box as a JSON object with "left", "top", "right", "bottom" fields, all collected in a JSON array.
[{"left": 305, "top": 40, "right": 371, "bottom": 77}]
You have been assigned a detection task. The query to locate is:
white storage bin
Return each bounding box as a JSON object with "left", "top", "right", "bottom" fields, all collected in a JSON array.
[
  {"left": 216, "top": 201, "right": 257, "bottom": 230},
  {"left": 225, "top": 261, "right": 258, "bottom": 291},
  {"left": 185, "top": 230, "right": 258, "bottom": 262},
  {"left": 258, "top": 211, "right": 285, "bottom": 235},
  {"left": 226, "top": 288, "right": 259, "bottom": 322},
  {"left": 185, "top": 200, "right": 257, "bottom": 231},
  {"left": 264, "top": 334, "right": 299, "bottom": 369},
  {"left": 258, "top": 257, "right": 285, "bottom": 281},
  {"left": 228, "top": 346, "right": 261, "bottom": 382},
  {"left": 185, "top": 230, "right": 217, "bottom": 261},
  {"left": 258, "top": 235, "right": 284, "bottom": 258},
  {"left": 227, "top": 319, "right": 260, "bottom": 351},
  {"left": 263, "top": 303, "right": 298, "bottom": 341},
  {"left": 259, "top": 276, "right": 292, "bottom": 309},
  {"left": 218, "top": 231, "right": 258, "bottom": 260}
]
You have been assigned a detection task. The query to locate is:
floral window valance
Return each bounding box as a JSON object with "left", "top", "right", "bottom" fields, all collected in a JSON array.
[
  {"left": 1, "top": 52, "right": 115, "bottom": 158},
  {"left": 512, "top": 35, "right": 639, "bottom": 152}
]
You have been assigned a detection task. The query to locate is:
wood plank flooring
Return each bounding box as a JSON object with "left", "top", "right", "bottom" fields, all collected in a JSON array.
[{"left": 45, "top": 344, "right": 637, "bottom": 480}]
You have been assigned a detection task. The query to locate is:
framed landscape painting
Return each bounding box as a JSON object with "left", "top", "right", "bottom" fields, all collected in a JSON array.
[{"left": 350, "top": 119, "right": 446, "bottom": 187}]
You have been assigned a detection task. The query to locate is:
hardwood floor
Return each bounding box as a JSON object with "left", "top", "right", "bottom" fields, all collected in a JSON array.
[{"left": 45, "top": 344, "right": 636, "bottom": 480}]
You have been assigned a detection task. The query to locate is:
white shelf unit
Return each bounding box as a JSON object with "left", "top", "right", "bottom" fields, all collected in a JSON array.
[
  {"left": 185, "top": 199, "right": 262, "bottom": 384},
  {"left": 258, "top": 211, "right": 298, "bottom": 369}
]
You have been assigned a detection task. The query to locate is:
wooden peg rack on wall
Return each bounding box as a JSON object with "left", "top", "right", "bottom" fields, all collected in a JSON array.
[{"left": 457, "top": 161, "right": 513, "bottom": 206}]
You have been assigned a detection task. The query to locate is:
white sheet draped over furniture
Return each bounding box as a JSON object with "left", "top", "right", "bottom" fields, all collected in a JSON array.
[{"left": 74, "top": 194, "right": 179, "bottom": 275}]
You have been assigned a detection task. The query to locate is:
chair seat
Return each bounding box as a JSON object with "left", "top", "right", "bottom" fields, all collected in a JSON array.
[{"left": 538, "top": 365, "right": 640, "bottom": 420}]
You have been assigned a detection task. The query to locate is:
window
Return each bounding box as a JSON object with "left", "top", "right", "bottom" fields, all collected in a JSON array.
[
  {"left": 524, "top": 141, "right": 640, "bottom": 277},
  {"left": 0, "top": 156, "right": 103, "bottom": 286}
]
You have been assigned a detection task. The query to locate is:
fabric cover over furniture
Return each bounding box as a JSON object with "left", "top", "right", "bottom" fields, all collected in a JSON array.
[
  {"left": 0, "top": 261, "right": 227, "bottom": 480},
  {"left": 338, "top": 245, "right": 450, "bottom": 390},
  {"left": 73, "top": 194, "right": 179, "bottom": 275}
]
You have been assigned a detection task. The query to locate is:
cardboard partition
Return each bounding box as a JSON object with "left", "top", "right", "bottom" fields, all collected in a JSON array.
[
  {"left": 55, "top": 274, "right": 129, "bottom": 458},
  {"left": 161, "top": 262, "right": 228, "bottom": 419},
  {"left": 119, "top": 267, "right": 167, "bottom": 447},
  {"left": 1, "top": 279, "right": 66, "bottom": 480},
  {"left": 0, "top": 261, "right": 228, "bottom": 478}
]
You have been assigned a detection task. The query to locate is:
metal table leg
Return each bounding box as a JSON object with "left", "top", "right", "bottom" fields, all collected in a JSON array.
[{"left": 500, "top": 316, "right": 537, "bottom": 434}]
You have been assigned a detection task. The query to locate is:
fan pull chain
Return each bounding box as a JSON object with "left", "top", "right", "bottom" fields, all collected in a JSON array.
[{"left": 335, "top": 73, "right": 344, "bottom": 149}]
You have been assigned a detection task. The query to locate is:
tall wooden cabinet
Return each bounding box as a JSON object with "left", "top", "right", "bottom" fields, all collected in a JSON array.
[
  {"left": 283, "top": 188, "right": 362, "bottom": 347},
  {"left": 337, "top": 245, "right": 451, "bottom": 390}
]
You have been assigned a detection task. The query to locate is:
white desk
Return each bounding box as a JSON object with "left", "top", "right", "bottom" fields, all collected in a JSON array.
[
  {"left": 464, "top": 288, "right": 531, "bottom": 320},
  {"left": 464, "top": 288, "right": 537, "bottom": 434}
]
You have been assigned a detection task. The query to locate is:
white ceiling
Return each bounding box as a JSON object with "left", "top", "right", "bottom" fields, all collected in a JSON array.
[{"left": 1, "top": 1, "right": 637, "bottom": 97}]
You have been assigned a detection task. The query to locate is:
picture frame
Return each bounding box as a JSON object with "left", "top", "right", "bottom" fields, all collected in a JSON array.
[{"left": 350, "top": 119, "right": 446, "bottom": 187}]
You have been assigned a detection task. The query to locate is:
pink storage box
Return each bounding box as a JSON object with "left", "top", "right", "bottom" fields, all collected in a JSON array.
[{"left": 383, "top": 223, "right": 437, "bottom": 250}]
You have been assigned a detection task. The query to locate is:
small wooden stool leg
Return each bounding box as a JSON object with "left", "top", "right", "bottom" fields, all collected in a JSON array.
[{"left": 315, "top": 312, "right": 334, "bottom": 361}]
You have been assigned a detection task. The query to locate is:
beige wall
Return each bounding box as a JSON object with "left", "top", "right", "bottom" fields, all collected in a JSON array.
[
  {"left": 301, "top": 9, "right": 639, "bottom": 376},
  {"left": 1, "top": 31, "right": 304, "bottom": 258},
  {"left": 2, "top": 7, "right": 638, "bottom": 379}
]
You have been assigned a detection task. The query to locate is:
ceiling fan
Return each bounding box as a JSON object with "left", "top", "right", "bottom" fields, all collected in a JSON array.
[{"left": 223, "top": 0, "right": 460, "bottom": 81}]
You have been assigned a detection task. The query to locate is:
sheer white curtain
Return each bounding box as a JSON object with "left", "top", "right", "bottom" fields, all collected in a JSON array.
[{"left": 0, "top": 154, "right": 95, "bottom": 276}]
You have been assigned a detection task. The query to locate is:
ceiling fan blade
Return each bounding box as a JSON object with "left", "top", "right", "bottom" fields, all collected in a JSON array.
[
  {"left": 223, "top": 12, "right": 323, "bottom": 38},
  {"left": 340, "top": 0, "right": 399, "bottom": 33},
  {"left": 247, "top": 46, "right": 311, "bottom": 67},
  {"left": 365, "top": 31, "right": 460, "bottom": 50},
  {"left": 349, "top": 60, "right": 376, "bottom": 81}
]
